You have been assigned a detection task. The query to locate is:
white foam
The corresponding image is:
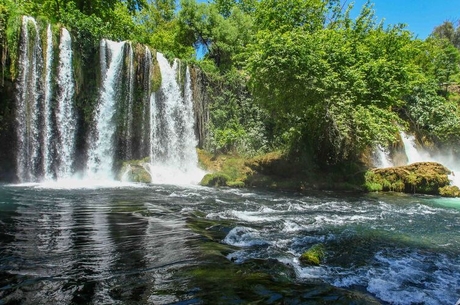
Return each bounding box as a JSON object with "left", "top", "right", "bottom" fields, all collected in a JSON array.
[
  {"left": 223, "top": 227, "right": 270, "bottom": 247},
  {"left": 9, "top": 178, "right": 144, "bottom": 190}
]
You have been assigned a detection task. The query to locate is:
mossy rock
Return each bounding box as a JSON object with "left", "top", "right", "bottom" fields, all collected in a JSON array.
[
  {"left": 118, "top": 158, "right": 151, "bottom": 183},
  {"left": 299, "top": 243, "right": 326, "bottom": 266},
  {"left": 151, "top": 56, "right": 161, "bottom": 92},
  {"left": 200, "top": 173, "right": 231, "bottom": 187},
  {"left": 439, "top": 185, "right": 460, "bottom": 197},
  {"left": 364, "top": 162, "right": 452, "bottom": 195}
]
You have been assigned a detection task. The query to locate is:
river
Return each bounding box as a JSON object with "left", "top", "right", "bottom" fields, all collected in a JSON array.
[{"left": 0, "top": 182, "right": 459, "bottom": 304}]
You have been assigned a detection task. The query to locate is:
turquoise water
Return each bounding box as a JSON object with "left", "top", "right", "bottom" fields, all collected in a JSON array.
[{"left": 0, "top": 183, "right": 459, "bottom": 304}]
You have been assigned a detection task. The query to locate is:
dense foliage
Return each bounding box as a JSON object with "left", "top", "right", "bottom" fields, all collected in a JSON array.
[{"left": 1, "top": 0, "right": 460, "bottom": 166}]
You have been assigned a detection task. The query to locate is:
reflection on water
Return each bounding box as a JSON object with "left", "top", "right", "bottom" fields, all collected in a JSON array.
[
  {"left": 0, "top": 185, "right": 197, "bottom": 304},
  {"left": 0, "top": 185, "right": 459, "bottom": 304}
]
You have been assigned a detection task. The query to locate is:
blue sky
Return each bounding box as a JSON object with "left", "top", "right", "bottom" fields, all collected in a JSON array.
[{"left": 350, "top": 0, "right": 460, "bottom": 39}]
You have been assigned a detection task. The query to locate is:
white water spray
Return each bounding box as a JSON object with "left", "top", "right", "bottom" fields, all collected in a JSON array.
[
  {"left": 400, "top": 132, "right": 428, "bottom": 164},
  {"left": 400, "top": 131, "right": 460, "bottom": 187},
  {"left": 373, "top": 145, "right": 393, "bottom": 168},
  {"left": 86, "top": 40, "right": 126, "bottom": 180},
  {"left": 43, "top": 24, "right": 54, "bottom": 180},
  {"left": 55, "top": 28, "right": 76, "bottom": 179},
  {"left": 146, "top": 53, "right": 204, "bottom": 184},
  {"left": 16, "top": 16, "right": 44, "bottom": 182}
]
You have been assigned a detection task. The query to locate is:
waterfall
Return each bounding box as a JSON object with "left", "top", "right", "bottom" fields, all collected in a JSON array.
[
  {"left": 373, "top": 145, "right": 393, "bottom": 168},
  {"left": 55, "top": 28, "right": 76, "bottom": 179},
  {"left": 400, "top": 131, "right": 460, "bottom": 187},
  {"left": 400, "top": 132, "right": 427, "bottom": 164},
  {"left": 15, "top": 16, "right": 44, "bottom": 182},
  {"left": 13, "top": 19, "right": 203, "bottom": 185},
  {"left": 86, "top": 40, "right": 126, "bottom": 180},
  {"left": 43, "top": 24, "right": 54, "bottom": 180},
  {"left": 147, "top": 53, "right": 204, "bottom": 184}
]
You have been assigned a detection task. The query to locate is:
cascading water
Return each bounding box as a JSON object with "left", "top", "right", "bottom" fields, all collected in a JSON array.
[
  {"left": 373, "top": 145, "right": 393, "bottom": 168},
  {"left": 400, "top": 131, "right": 427, "bottom": 164},
  {"left": 55, "top": 28, "right": 76, "bottom": 179},
  {"left": 14, "top": 18, "right": 203, "bottom": 185},
  {"left": 42, "top": 24, "right": 54, "bottom": 180},
  {"left": 399, "top": 131, "right": 460, "bottom": 187},
  {"left": 15, "top": 16, "right": 44, "bottom": 182},
  {"left": 147, "top": 53, "right": 204, "bottom": 184},
  {"left": 86, "top": 40, "right": 126, "bottom": 180}
]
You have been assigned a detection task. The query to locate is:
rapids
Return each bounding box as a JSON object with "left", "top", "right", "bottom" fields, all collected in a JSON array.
[{"left": 0, "top": 184, "right": 459, "bottom": 304}]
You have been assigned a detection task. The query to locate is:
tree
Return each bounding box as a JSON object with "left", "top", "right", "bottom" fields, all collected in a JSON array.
[
  {"left": 431, "top": 20, "right": 460, "bottom": 49},
  {"left": 178, "top": 0, "right": 253, "bottom": 69},
  {"left": 245, "top": 2, "right": 416, "bottom": 164}
]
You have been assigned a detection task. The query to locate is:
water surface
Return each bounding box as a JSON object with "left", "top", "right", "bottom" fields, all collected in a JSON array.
[{"left": 0, "top": 184, "right": 459, "bottom": 304}]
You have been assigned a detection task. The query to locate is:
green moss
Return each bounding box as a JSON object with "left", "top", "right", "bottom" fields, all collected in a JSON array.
[
  {"left": 439, "top": 185, "right": 460, "bottom": 197},
  {"left": 200, "top": 173, "right": 230, "bottom": 187},
  {"left": 6, "top": 14, "right": 21, "bottom": 79},
  {"left": 299, "top": 243, "right": 326, "bottom": 266},
  {"left": 364, "top": 162, "right": 451, "bottom": 195},
  {"left": 151, "top": 51, "right": 161, "bottom": 92},
  {"left": 118, "top": 158, "right": 151, "bottom": 183}
]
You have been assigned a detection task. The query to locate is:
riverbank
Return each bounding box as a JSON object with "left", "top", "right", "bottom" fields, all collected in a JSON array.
[
  {"left": 197, "top": 150, "right": 366, "bottom": 193},
  {"left": 197, "top": 150, "right": 460, "bottom": 197}
]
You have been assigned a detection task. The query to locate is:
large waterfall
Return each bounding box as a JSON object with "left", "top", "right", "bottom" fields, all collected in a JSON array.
[
  {"left": 13, "top": 17, "right": 202, "bottom": 185},
  {"left": 146, "top": 54, "right": 204, "bottom": 184},
  {"left": 15, "top": 16, "right": 44, "bottom": 182},
  {"left": 86, "top": 39, "right": 126, "bottom": 180},
  {"left": 55, "top": 28, "right": 76, "bottom": 179},
  {"left": 43, "top": 24, "right": 54, "bottom": 180}
]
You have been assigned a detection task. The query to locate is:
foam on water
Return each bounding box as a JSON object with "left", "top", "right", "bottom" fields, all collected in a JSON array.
[
  {"left": 9, "top": 179, "right": 145, "bottom": 190},
  {"left": 223, "top": 227, "right": 270, "bottom": 248}
]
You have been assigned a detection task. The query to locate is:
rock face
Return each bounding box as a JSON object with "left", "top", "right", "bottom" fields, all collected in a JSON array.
[{"left": 364, "top": 162, "right": 452, "bottom": 195}]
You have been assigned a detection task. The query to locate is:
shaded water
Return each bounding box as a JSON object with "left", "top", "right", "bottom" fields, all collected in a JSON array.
[{"left": 0, "top": 184, "right": 459, "bottom": 304}]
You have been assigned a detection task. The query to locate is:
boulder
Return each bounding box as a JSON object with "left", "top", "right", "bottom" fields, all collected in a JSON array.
[
  {"left": 364, "top": 162, "right": 452, "bottom": 195},
  {"left": 118, "top": 159, "right": 151, "bottom": 183},
  {"left": 299, "top": 243, "right": 326, "bottom": 266}
]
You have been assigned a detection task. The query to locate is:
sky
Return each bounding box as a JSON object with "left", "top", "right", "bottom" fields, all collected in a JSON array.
[{"left": 349, "top": 0, "right": 460, "bottom": 39}]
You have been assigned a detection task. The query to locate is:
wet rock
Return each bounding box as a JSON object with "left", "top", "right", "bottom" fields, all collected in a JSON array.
[
  {"left": 118, "top": 158, "right": 151, "bottom": 183},
  {"left": 299, "top": 243, "right": 326, "bottom": 266}
]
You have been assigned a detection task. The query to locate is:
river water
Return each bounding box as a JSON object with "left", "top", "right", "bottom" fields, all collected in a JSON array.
[{"left": 0, "top": 183, "right": 459, "bottom": 304}]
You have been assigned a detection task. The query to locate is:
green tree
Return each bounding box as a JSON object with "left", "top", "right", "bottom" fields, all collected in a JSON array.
[
  {"left": 431, "top": 20, "right": 460, "bottom": 49},
  {"left": 245, "top": 2, "right": 416, "bottom": 164},
  {"left": 178, "top": 0, "right": 253, "bottom": 69}
]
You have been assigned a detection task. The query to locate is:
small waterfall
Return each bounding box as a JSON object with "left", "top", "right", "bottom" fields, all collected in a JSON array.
[
  {"left": 147, "top": 53, "right": 203, "bottom": 184},
  {"left": 55, "top": 28, "right": 76, "bottom": 179},
  {"left": 400, "top": 131, "right": 460, "bottom": 187},
  {"left": 15, "top": 16, "right": 44, "bottom": 182},
  {"left": 43, "top": 24, "right": 54, "bottom": 180},
  {"left": 400, "top": 132, "right": 427, "bottom": 164},
  {"left": 373, "top": 145, "right": 393, "bottom": 168},
  {"left": 86, "top": 40, "right": 126, "bottom": 179},
  {"left": 120, "top": 164, "right": 132, "bottom": 182}
]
